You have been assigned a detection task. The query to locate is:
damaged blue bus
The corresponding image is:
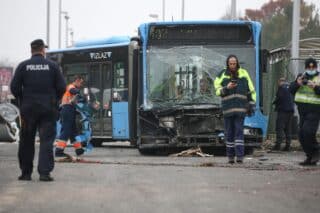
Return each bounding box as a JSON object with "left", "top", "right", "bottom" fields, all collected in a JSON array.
[{"left": 136, "top": 21, "right": 268, "bottom": 154}]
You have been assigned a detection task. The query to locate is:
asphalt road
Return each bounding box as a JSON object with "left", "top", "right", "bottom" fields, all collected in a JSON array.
[{"left": 0, "top": 142, "right": 320, "bottom": 213}]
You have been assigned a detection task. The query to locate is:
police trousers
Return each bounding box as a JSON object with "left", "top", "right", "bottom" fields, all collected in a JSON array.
[
  {"left": 298, "top": 111, "right": 320, "bottom": 158},
  {"left": 224, "top": 115, "right": 245, "bottom": 158},
  {"left": 19, "top": 105, "right": 56, "bottom": 175},
  {"left": 275, "top": 111, "right": 293, "bottom": 145}
]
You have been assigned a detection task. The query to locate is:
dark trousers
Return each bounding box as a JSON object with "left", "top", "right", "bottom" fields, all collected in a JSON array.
[
  {"left": 58, "top": 105, "right": 76, "bottom": 143},
  {"left": 275, "top": 111, "right": 293, "bottom": 146},
  {"left": 19, "top": 105, "right": 56, "bottom": 175},
  {"left": 298, "top": 111, "right": 320, "bottom": 158},
  {"left": 224, "top": 115, "right": 245, "bottom": 158}
]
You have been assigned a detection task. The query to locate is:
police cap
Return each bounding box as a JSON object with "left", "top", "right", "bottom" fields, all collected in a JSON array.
[{"left": 30, "top": 39, "right": 48, "bottom": 49}]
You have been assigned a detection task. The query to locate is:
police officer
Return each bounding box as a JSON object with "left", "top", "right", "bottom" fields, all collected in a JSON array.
[
  {"left": 272, "top": 77, "right": 294, "bottom": 151},
  {"left": 290, "top": 58, "right": 320, "bottom": 166},
  {"left": 214, "top": 55, "right": 256, "bottom": 164},
  {"left": 10, "top": 39, "right": 66, "bottom": 181}
]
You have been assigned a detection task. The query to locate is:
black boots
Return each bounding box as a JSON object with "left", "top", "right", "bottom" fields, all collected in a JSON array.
[
  {"left": 39, "top": 174, "right": 54, "bottom": 181},
  {"left": 18, "top": 173, "right": 31, "bottom": 181},
  {"left": 75, "top": 148, "right": 85, "bottom": 156},
  {"left": 299, "top": 157, "right": 317, "bottom": 166}
]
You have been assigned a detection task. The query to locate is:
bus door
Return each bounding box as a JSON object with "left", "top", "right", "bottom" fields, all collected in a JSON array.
[
  {"left": 111, "top": 62, "right": 129, "bottom": 140},
  {"left": 88, "top": 63, "right": 113, "bottom": 137}
]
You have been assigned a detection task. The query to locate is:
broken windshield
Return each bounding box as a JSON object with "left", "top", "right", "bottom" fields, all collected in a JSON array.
[{"left": 146, "top": 45, "right": 256, "bottom": 108}]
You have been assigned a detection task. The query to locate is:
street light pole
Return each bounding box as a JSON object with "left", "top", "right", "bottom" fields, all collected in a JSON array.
[
  {"left": 58, "top": 0, "right": 62, "bottom": 48},
  {"left": 62, "top": 12, "right": 69, "bottom": 47},
  {"left": 291, "top": 0, "right": 300, "bottom": 76},
  {"left": 181, "top": 0, "right": 185, "bottom": 21},
  {"left": 231, "top": 0, "right": 236, "bottom": 20},
  {"left": 162, "top": 0, "right": 165, "bottom": 21},
  {"left": 46, "top": 0, "right": 50, "bottom": 47}
]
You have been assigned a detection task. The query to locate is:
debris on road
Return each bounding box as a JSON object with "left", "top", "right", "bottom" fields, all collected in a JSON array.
[
  {"left": 55, "top": 153, "right": 103, "bottom": 164},
  {"left": 170, "top": 147, "right": 213, "bottom": 157}
]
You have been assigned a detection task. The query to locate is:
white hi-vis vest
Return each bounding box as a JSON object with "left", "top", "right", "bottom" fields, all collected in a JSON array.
[{"left": 294, "top": 74, "right": 320, "bottom": 105}]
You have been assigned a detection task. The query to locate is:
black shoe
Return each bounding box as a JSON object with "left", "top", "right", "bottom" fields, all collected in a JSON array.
[
  {"left": 272, "top": 144, "right": 281, "bottom": 151},
  {"left": 18, "top": 174, "right": 31, "bottom": 181},
  {"left": 55, "top": 148, "right": 67, "bottom": 157},
  {"left": 299, "top": 158, "right": 317, "bottom": 166},
  {"left": 228, "top": 157, "right": 235, "bottom": 164},
  {"left": 39, "top": 174, "right": 54, "bottom": 182},
  {"left": 236, "top": 158, "right": 243, "bottom": 164},
  {"left": 75, "top": 148, "right": 85, "bottom": 156}
]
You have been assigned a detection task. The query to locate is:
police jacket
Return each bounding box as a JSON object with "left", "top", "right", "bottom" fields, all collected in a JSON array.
[
  {"left": 214, "top": 67, "right": 256, "bottom": 117},
  {"left": 10, "top": 54, "right": 66, "bottom": 111},
  {"left": 272, "top": 83, "right": 294, "bottom": 112},
  {"left": 289, "top": 71, "right": 320, "bottom": 113}
]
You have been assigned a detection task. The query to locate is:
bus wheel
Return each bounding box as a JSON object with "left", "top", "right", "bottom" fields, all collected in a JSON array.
[
  {"left": 138, "top": 147, "right": 157, "bottom": 155},
  {"left": 90, "top": 139, "right": 103, "bottom": 147}
]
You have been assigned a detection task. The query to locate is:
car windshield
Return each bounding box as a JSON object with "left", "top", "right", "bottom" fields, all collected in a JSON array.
[{"left": 146, "top": 45, "right": 256, "bottom": 108}]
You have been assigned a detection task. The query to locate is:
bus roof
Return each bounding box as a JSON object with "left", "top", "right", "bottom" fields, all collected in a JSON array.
[
  {"left": 48, "top": 36, "right": 131, "bottom": 53},
  {"left": 139, "top": 20, "right": 260, "bottom": 27}
]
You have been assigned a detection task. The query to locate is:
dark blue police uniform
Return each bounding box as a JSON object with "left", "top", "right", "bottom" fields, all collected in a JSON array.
[{"left": 10, "top": 39, "right": 66, "bottom": 180}]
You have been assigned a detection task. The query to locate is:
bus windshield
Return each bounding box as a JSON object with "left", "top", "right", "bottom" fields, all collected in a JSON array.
[{"left": 146, "top": 45, "right": 256, "bottom": 108}]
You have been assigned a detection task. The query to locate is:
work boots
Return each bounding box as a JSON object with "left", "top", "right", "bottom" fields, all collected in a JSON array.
[
  {"left": 75, "top": 148, "right": 85, "bottom": 156},
  {"left": 55, "top": 148, "right": 67, "bottom": 157}
]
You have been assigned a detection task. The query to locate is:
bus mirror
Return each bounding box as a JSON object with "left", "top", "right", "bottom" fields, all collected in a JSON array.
[
  {"left": 260, "top": 49, "right": 269, "bottom": 73},
  {"left": 131, "top": 36, "right": 141, "bottom": 46}
]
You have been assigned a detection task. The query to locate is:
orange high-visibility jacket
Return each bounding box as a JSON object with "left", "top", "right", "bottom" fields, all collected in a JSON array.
[{"left": 61, "top": 83, "right": 77, "bottom": 105}]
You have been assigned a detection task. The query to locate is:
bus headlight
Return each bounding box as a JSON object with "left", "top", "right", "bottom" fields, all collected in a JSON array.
[
  {"left": 244, "top": 128, "right": 259, "bottom": 136},
  {"left": 159, "top": 116, "right": 175, "bottom": 128}
]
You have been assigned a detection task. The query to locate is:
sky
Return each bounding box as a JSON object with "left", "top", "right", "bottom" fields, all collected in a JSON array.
[{"left": 0, "top": 0, "right": 319, "bottom": 66}]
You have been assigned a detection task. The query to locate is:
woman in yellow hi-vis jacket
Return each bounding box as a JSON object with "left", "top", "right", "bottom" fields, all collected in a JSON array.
[{"left": 214, "top": 55, "right": 256, "bottom": 164}]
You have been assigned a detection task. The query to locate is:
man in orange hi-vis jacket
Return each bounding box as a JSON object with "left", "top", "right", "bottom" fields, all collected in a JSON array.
[{"left": 55, "top": 75, "right": 85, "bottom": 157}]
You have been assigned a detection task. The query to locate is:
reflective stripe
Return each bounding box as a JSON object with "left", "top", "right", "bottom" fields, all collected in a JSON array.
[
  {"left": 222, "top": 94, "right": 247, "bottom": 101},
  {"left": 295, "top": 93, "right": 320, "bottom": 104},
  {"left": 235, "top": 143, "right": 244, "bottom": 146},
  {"left": 226, "top": 141, "right": 234, "bottom": 148},
  {"left": 223, "top": 108, "right": 247, "bottom": 115},
  {"left": 55, "top": 140, "right": 67, "bottom": 149},
  {"left": 73, "top": 142, "right": 82, "bottom": 149}
]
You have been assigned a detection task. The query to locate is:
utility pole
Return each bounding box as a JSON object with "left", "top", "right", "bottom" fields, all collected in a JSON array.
[
  {"left": 58, "top": 0, "right": 62, "bottom": 48},
  {"left": 291, "top": 0, "right": 300, "bottom": 76},
  {"left": 46, "top": 0, "right": 50, "bottom": 47},
  {"left": 181, "top": 0, "right": 185, "bottom": 21},
  {"left": 231, "top": 0, "right": 236, "bottom": 20},
  {"left": 162, "top": 0, "right": 165, "bottom": 21},
  {"left": 64, "top": 13, "right": 70, "bottom": 47}
]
